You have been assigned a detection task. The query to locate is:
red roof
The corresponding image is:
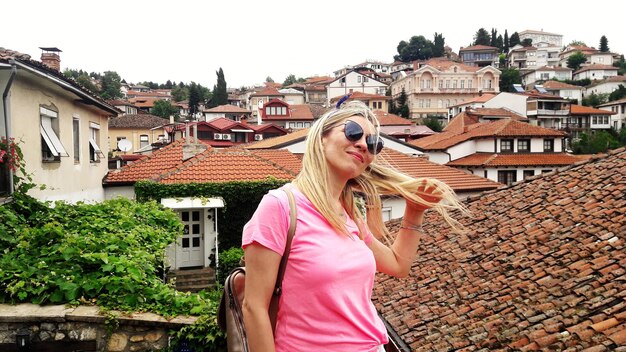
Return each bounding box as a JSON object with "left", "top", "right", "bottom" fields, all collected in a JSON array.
[
  {"left": 374, "top": 147, "right": 626, "bottom": 351},
  {"left": 459, "top": 45, "right": 498, "bottom": 51},
  {"left": 446, "top": 153, "right": 588, "bottom": 167},
  {"left": 413, "top": 119, "right": 565, "bottom": 151},
  {"left": 574, "top": 64, "right": 619, "bottom": 74},
  {"left": 250, "top": 87, "right": 282, "bottom": 97},
  {"left": 542, "top": 81, "right": 583, "bottom": 90},
  {"left": 449, "top": 93, "right": 496, "bottom": 107},
  {"left": 373, "top": 111, "right": 413, "bottom": 126},
  {"left": 570, "top": 105, "right": 615, "bottom": 115},
  {"left": 329, "top": 91, "right": 390, "bottom": 103},
  {"left": 204, "top": 104, "right": 250, "bottom": 113},
  {"left": 245, "top": 129, "right": 310, "bottom": 149}
]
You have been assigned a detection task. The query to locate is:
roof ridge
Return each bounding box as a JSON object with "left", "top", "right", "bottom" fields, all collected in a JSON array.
[
  {"left": 152, "top": 144, "right": 213, "bottom": 182},
  {"left": 464, "top": 147, "right": 626, "bottom": 203}
]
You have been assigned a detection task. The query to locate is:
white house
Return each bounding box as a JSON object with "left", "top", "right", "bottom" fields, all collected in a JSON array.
[
  {"left": 585, "top": 75, "right": 626, "bottom": 96},
  {"left": 573, "top": 65, "right": 619, "bottom": 81},
  {"left": 522, "top": 66, "right": 572, "bottom": 87},
  {"left": 542, "top": 81, "right": 584, "bottom": 103},
  {"left": 597, "top": 97, "right": 626, "bottom": 130},
  {"left": 326, "top": 70, "right": 387, "bottom": 105}
]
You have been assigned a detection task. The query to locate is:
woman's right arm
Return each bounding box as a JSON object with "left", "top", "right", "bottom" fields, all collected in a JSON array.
[{"left": 242, "top": 242, "right": 282, "bottom": 352}]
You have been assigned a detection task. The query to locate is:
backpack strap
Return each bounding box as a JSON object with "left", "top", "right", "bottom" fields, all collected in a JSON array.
[{"left": 268, "top": 186, "right": 297, "bottom": 332}]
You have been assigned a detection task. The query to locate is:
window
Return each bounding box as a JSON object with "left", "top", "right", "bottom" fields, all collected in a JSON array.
[
  {"left": 140, "top": 135, "right": 149, "bottom": 148},
  {"left": 523, "top": 170, "right": 535, "bottom": 179},
  {"left": 281, "top": 107, "right": 287, "bottom": 115},
  {"left": 484, "top": 80, "right": 492, "bottom": 89},
  {"left": 498, "top": 170, "right": 517, "bottom": 186},
  {"left": 265, "top": 107, "right": 271, "bottom": 115},
  {"left": 484, "top": 170, "right": 488, "bottom": 178},
  {"left": 425, "top": 99, "right": 431, "bottom": 108},
  {"left": 452, "top": 80, "right": 457, "bottom": 88},
  {"left": 89, "top": 122, "right": 104, "bottom": 162},
  {"left": 468, "top": 80, "right": 473, "bottom": 88},
  {"left": 358, "top": 76, "right": 362, "bottom": 83},
  {"left": 382, "top": 207, "right": 392, "bottom": 222},
  {"left": 517, "top": 139, "right": 530, "bottom": 152},
  {"left": 72, "top": 118, "right": 80, "bottom": 163},
  {"left": 418, "top": 99, "right": 424, "bottom": 108},
  {"left": 543, "top": 139, "right": 554, "bottom": 152},
  {"left": 446, "top": 80, "right": 450, "bottom": 88},
  {"left": 501, "top": 139, "right": 514, "bottom": 152},
  {"left": 438, "top": 80, "right": 443, "bottom": 88},
  {"left": 460, "top": 80, "right": 465, "bottom": 89},
  {"left": 40, "top": 106, "right": 68, "bottom": 161}
]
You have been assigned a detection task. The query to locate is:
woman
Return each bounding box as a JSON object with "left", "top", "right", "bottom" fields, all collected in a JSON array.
[{"left": 242, "top": 100, "right": 466, "bottom": 352}]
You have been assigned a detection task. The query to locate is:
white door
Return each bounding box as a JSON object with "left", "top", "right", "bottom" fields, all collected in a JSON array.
[{"left": 176, "top": 209, "right": 204, "bottom": 268}]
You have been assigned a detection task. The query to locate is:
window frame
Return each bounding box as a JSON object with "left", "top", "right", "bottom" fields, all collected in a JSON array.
[
  {"left": 517, "top": 139, "right": 530, "bottom": 153},
  {"left": 497, "top": 170, "right": 517, "bottom": 186},
  {"left": 40, "top": 106, "right": 68, "bottom": 162},
  {"left": 88, "top": 122, "right": 104, "bottom": 163},
  {"left": 500, "top": 139, "right": 514, "bottom": 152},
  {"left": 543, "top": 139, "right": 554, "bottom": 152}
]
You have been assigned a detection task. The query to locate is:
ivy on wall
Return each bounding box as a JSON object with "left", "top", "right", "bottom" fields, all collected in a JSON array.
[{"left": 135, "top": 178, "right": 289, "bottom": 251}]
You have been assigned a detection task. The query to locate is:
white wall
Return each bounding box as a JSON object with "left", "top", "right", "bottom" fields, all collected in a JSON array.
[
  {"left": 447, "top": 141, "right": 477, "bottom": 161},
  {"left": 484, "top": 92, "right": 527, "bottom": 116},
  {"left": 104, "top": 186, "right": 136, "bottom": 200}
]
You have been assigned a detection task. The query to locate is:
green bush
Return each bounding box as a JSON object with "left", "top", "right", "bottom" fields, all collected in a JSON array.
[{"left": 217, "top": 247, "right": 244, "bottom": 285}]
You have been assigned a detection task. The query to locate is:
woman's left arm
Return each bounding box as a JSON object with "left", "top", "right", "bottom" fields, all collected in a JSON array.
[{"left": 362, "top": 206, "right": 425, "bottom": 278}]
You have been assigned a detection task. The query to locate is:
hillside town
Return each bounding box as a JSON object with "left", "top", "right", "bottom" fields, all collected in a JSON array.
[{"left": 0, "top": 28, "right": 625, "bottom": 352}]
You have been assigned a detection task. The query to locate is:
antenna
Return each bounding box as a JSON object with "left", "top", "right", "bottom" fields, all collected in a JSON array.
[{"left": 117, "top": 139, "right": 132, "bottom": 153}]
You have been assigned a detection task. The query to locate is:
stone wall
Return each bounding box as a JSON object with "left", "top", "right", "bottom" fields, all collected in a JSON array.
[{"left": 0, "top": 304, "right": 197, "bottom": 352}]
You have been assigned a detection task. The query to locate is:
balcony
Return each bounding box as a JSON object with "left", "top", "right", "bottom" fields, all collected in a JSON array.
[
  {"left": 562, "top": 123, "right": 590, "bottom": 130},
  {"left": 529, "top": 109, "right": 570, "bottom": 116}
]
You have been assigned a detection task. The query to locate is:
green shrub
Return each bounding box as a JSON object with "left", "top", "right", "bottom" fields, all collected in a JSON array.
[{"left": 217, "top": 247, "right": 244, "bottom": 284}]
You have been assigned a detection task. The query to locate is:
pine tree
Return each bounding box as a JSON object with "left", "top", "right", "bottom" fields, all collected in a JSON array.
[
  {"left": 188, "top": 82, "right": 201, "bottom": 119},
  {"left": 490, "top": 28, "right": 498, "bottom": 47},
  {"left": 474, "top": 28, "right": 491, "bottom": 46},
  {"left": 209, "top": 68, "right": 228, "bottom": 108},
  {"left": 600, "top": 36, "right": 609, "bottom": 52},
  {"left": 504, "top": 30, "right": 509, "bottom": 53},
  {"left": 433, "top": 32, "right": 445, "bottom": 57},
  {"left": 509, "top": 32, "right": 520, "bottom": 48}
]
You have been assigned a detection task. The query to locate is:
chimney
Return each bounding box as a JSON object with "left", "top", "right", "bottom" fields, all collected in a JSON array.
[
  {"left": 39, "top": 47, "right": 62, "bottom": 71},
  {"left": 182, "top": 123, "right": 207, "bottom": 160}
]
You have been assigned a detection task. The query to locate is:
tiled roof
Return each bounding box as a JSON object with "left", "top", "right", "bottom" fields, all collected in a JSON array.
[
  {"left": 250, "top": 87, "right": 282, "bottom": 97},
  {"left": 305, "top": 76, "right": 333, "bottom": 84},
  {"left": 598, "top": 97, "right": 626, "bottom": 107},
  {"left": 204, "top": 117, "right": 237, "bottom": 130},
  {"left": 413, "top": 119, "right": 565, "bottom": 151},
  {"left": 265, "top": 104, "right": 314, "bottom": 121},
  {"left": 446, "top": 152, "right": 588, "bottom": 167},
  {"left": 443, "top": 111, "right": 480, "bottom": 134},
  {"left": 379, "top": 149, "right": 501, "bottom": 192},
  {"left": 204, "top": 104, "right": 250, "bottom": 113},
  {"left": 373, "top": 147, "right": 626, "bottom": 351},
  {"left": 108, "top": 114, "right": 168, "bottom": 129},
  {"left": 128, "top": 97, "right": 160, "bottom": 108},
  {"left": 380, "top": 125, "right": 435, "bottom": 137},
  {"left": 570, "top": 104, "right": 615, "bottom": 115},
  {"left": 459, "top": 45, "right": 498, "bottom": 51},
  {"left": 0, "top": 48, "right": 118, "bottom": 115},
  {"left": 420, "top": 58, "right": 481, "bottom": 73},
  {"left": 104, "top": 139, "right": 211, "bottom": 184},
  {"left": 156, "top": 149, "right": 296, "bottom": 184},
  {"left": 245, "top": 128, "right": 309, "bottom": 149},
  {"left": 574, "top": 64, "right": 619, "bottom": 74},
  {"left": 469, "top": 108, "right": 528, "bottom": 121},
  {"left": 373, "top": 111, "right": 413, "bottom": 126},
  {"left": 329, "top": 91, "right": 390, "bottom": 103},
  {"left": 535, "top": 65, "right": 572, "bottom": 72},
  {"left": 247, "top": 149, "right": 302, "bottom": 175},
  {"left": 449, "top": 93, "right": 496, "bottom": 107},
  {"left": 542, "top": 81, "right": 583, "bottom": 90}
]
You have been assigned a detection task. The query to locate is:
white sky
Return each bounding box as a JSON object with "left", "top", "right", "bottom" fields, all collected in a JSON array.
[{"left": 3, "top": 1, "right": 624, "bottom": 89}]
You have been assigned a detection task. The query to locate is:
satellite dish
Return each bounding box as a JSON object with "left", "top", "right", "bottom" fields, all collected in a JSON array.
[{"left": 117, "top": 139, "right": 132, "bottom": 152}]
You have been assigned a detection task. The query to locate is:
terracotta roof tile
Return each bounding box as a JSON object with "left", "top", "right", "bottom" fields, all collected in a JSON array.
[
  {"left": 250, "top": 86, "right": 282, "bottom": 97},
  {"left": 574, "top": 64, "right": 619, "bottom": 74},
  {"left": 459, "top": 45, "right": 499, "bottom": 51},
  {"left": 373, "top": 111, "right": 413, "bottom": 126},
  {"left": 373, "top": 147, "right": 626, "bottom": 351},
  {"left": 446, "top": 152, "right": 588, "bottom": 167},
  {"left": 329, "top": 91, "right": 390, "bottom": 103},
  {"left": 570, "top": 104, "right": 616, "bottom": 115},
  {"left": 414, "top": 119, "right": 564, "bottom": 151},
  {"left": 263, "top": 104, "right": 314, "bottom": 121},
  {"left": 379, "top": 149, "right": 501, "bottom": 192},
  {"left": 108, "top": 114, "right": 168, "bottom": 129},
  {"left": 245, "top": 128, "right": 309, "bottom": 149},
  {"left": 204, "top": 104, "right": 251, "bottom": 113},
  {"left": 449, "top": 93, "right": 496, "bottom": 107},
  {"left": 542, "top": 81, "right": 584, "bottom": 90}
]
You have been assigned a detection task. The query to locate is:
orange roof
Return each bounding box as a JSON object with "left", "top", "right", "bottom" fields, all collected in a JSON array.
[
  {"left": 535, "top": 65, "right": 572, "bottom": 72},
  {"left": 104, "top": 139, "right": 212, "bottom": 184},
  {"left": 570, "top": 105, "right": 615, "bottom": 115},
  {"left": 420, "top": 58, "right": 481, "bottom": 72},
  {"left": 413, "top": 119, "right": 565, "bottom": 151},
  {"left": 250, "top": 87, "right": 282, "bottom": 96},
  {"left": 378, "top": 149, "right": 501, "bottom": 192},
  {"left": 157, "top": 149, "right": 296, "bottom": 184},
  {"left": 469, "top": 108, "right": 528, "bottom": 121},
  {"left": 248, "top": 149, "right": 302, "bottom": 174},
  {"left": 373, "top": 110, "right": 413, "bottom": 126},
  {"left": 442, "top": 111, "right": 480, "bottom": 134},
  {"left": 574, "top": 64, "right": 618, "bottom": 74},
  {"left": 245, "top": 128, "right": 309, "bottom": 149},
  {"left": 542, "top": 81, "right": 583, "bottom": 90},
  {"left": 204, "top": 104, "right": 250, "bottom": 113},
  {"left": 329, "top": 91, "right": 390, "bottom": 103},
  {"left": 459, "top": 45, "right": 498, "bottom": 51},
  {"left": 446, "top": 153, "right": 588, "bottom": 167},
  {"left": 449, "top": 93, "right": 496, "bottom": 107},
  {"left": 266, "top": 104, "right": 314, "bottom": 121}
]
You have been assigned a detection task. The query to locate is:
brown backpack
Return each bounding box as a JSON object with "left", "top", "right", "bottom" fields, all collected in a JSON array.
[{"left": 217, "top": 188, "right": 297, "bottom": 352}]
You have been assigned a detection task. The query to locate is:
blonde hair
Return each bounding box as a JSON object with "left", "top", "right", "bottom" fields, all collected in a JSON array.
[{"left": 293, "top": 100, "right": 468, "bottom": 238}]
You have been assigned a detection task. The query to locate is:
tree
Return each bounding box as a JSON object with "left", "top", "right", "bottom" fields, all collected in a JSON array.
[
  {"left": 599, "top": 35, "right": 609, "bottom": 52},
  {"left": 188, "top": 82, "right": 201, "bottom": 118},
  {"left": 582, "top": 92, "right": 608, "bottom": 107},
  {"left": 396, "top": 88, "right": 409, "bottom": 118},
  {"left": 609, "top": 84, "right": 626, "bottom": 102},
  {"left": 171, "top": 85, "right": 188, "bottom": 102},
  {"left": 99, "top": 71, "right": 123, "bottom": 100},
  {"left": 210, "top": 67, "right": 228, "bottom": 108},
  {"left": 151, "top": 100, "right": 179, "bottom": 119},
  {"left": 614, "top": 55, "right": 626, "bottom": 75},
  {"left": 509, "top": 32, "right": 520, "bottom": 48},
  {"left": 571, "top": 131, "right": 622, "bottom": 154},
  {"left": 473, "top": 28, "right": 491, "bottom": 46},
  {"left": 568, "top": 40, "right": 587, "bottom": 47},
  {"left": 432, "top": 32, "right": 445, "bottom": 57},
  {"left": 265, "top": 76, "right": 274, "bottom": 83},
  {"left": 521, "top": 38, "right": 533, "bottom": 47},
  {"left": 499, "top": 68, "right": 522, "bottom": 92},
  {"left": 422, "top": 115, "right": 443, "bottom": 132},
  {"left": 283, "top": 74, "right": 304, "bottom": 87},
  {"left": 567, "top": 52, "right": 587, "bottom": 71},
  {"left": 76, "top": 74, "right": 98, "bottom": 93},
  {"left": 495, "top": 35, "right": 504, "bottom": 52},
  {"left": 394, "top": 35, "right": 434, "bottom": 62},
  {"left": 503, "top": 30, "right": 509, "bottom": 53},
  {"left": 490, "top": 28, "right": 498, "bottom": 47}
]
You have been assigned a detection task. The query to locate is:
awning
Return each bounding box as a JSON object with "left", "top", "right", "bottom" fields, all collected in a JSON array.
[{"left": 161, "top": 197, "right": 225, "bottom": 209}]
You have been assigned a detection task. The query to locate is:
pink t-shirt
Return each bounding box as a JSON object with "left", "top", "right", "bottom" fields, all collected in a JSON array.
[{"left": 242, "top": 186, "right": 388, "bottom": 352}]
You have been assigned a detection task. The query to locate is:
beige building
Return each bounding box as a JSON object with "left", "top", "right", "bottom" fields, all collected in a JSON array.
[
  {"left": 0, "top": 48, "right": 118, "bottom": 203},
  {"left": 108, "top": 114, "right": 170, "bottom": 155},
  {"left": 390, "top": 58, "right": 501, "bottom": 118}
]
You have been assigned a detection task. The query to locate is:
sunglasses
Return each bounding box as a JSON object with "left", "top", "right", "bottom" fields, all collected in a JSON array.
[{"left": 343, "top": 120, "right": 384, "bottom": 155}]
